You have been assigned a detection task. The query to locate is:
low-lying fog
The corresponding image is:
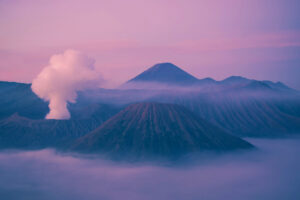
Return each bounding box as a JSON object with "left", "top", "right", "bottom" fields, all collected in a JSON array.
[{"left": 0, "top": 138, "right": 300, "bottom": 200}]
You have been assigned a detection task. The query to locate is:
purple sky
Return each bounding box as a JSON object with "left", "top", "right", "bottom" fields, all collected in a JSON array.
[{"left": 0, "top": 0, "right": 300, "bottom": 89}]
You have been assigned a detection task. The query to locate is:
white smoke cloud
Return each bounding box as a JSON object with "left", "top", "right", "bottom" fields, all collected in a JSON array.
[{"left": 31, "top": 49, "right": 102, "bottom": 119}]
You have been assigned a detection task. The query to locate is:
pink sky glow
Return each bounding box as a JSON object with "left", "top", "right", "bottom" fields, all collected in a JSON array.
[{"left": 0, "top": 0, "right": 300, "bottom": 88}]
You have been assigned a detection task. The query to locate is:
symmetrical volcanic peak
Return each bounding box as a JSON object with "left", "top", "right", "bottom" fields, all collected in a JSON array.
[{"left": 71, "top": 102, "right": 253, "bottom": 159}]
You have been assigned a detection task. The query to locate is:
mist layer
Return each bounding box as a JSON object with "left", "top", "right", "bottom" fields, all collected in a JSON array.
[{"left": 0, "top": 138, "right": 299, "bottom": 200}]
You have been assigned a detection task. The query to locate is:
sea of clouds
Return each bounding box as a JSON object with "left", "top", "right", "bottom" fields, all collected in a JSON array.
[{"left": 0, "top": 138, "right": 299, "bottom": 200}]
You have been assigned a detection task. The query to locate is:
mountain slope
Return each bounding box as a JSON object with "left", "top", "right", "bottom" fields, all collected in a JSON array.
[
  {"left": 123, "top": 63, "right": 294, "bottom": 91},
  {"left": 124, "top": 63, "right": 200, "bottom": 87},
  {"left": 0, "top": 104, "right": 120, "bottom": 149},
  {"left": 149, "top": 91, "right": 300, "bottom": 137},
  {"left": 219, "top": 76, "right": 294, "bottom": 92},
  {"left": 71, "top": 103, "right": 253, "bottom": 159},
  {"left": 0, "top": 81, "right": 48, "bottom": 119}
]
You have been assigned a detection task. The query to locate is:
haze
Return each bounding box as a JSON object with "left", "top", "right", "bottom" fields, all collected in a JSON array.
[
  {"left": 1, "top": 1, "right": 300, "bottom": 199},
  {"left": 0, "top": 138, "right": 300, "bottom": 200}
]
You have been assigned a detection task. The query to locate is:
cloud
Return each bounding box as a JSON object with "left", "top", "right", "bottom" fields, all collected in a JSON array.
[
  {"left": 0, "top": 138, "right": 299, "bottom": 200},
  {"left": 31, "top": 49, "right": 102, "bottom": 119}
]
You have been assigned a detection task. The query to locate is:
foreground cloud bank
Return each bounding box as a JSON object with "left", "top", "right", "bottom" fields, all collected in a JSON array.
[
  {"left": 31, "top": 50, "right": 102, "bottom": 119},
  {"left": 0, "top": 138, "right": 299, "bottom": 200}
]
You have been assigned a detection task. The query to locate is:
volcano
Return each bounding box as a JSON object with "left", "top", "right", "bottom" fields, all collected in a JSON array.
[
  {"left": 71, "top": 102, "right": 253, "bottom": 159},
  {"left": 124, "top": 62, "right": 200, "bottom": 87}
]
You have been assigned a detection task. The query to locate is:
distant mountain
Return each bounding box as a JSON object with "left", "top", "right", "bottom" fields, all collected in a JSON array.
[
  {"left": 221, "top": 76, "right": 251, "bottom": 85},
  {"left": 261, "top": 80, "right": 294, "bottom": 91},
  {"left": 197, "top": 77, "right": 216, "bottom": 85},
  {"left": 0, "top": 81, "right": 122, "bottom": 120},
  {"left": 123, "top": 63, "right": 200, "bottom": 88},
  {"left": 148, "top": 91, "right": 300, "bottom": 137},
  {"left": 0, "top": 104, "right": 120, "bottom": 149},
  {"left": 121, "top": 63, "right": 294, "bottom": 92},
  {"left": 242, "top": 80, "right": 272, "bottom": 91},
  {"left": 0, "top": 81, "right": 48, "bottom": 119},
  {"left": 71, "top": 103, "right": 253, "bottom": 159},
  {"left": 1, "top": 61, "right": 299, "bottom": 145},
  {"left": 219, "top": 76, "right": 294, "bottom": 92}
]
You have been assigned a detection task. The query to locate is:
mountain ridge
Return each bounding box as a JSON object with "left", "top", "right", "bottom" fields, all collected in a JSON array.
[
  {"left": 125, "top": 62, "right": 200, "bottom": 86},
  {"left": 71, "top": 102, "right": 254, "bottom": 160},
  {"left": 122, "top": 63, "right": 294, "bottom": 91}
]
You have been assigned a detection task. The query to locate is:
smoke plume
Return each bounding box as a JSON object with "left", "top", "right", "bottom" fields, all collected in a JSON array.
[{"left": 31, "top": 50, "right": 102, "bottom": 119}]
